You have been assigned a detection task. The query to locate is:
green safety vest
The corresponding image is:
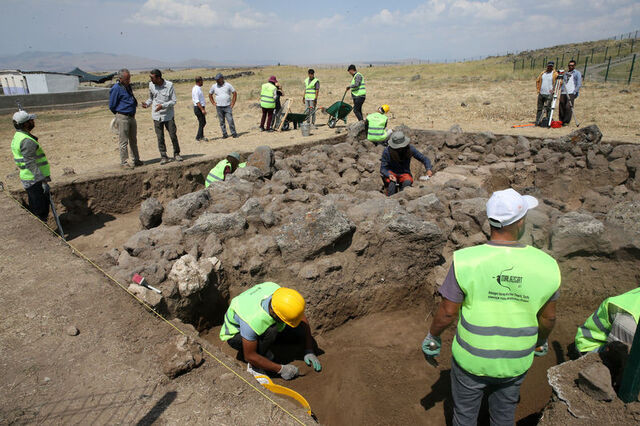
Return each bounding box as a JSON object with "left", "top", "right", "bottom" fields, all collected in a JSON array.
[
  {"left": 11, "top": 131, "right": 50, "bottom": 184},
  {"left": 304, "top": 77, "right": 318, "bottom": 100},
  {"left": 260, "top": 83, "right": 277, "bottom": 109},
  {"left": 205, "top": 159, "right": 230, "bottom": 187},
  {"left": 205, "top": 160, "right": 247, "bottom": 187},
  {"left": 366, "top": 112, "right": 388, "bottom": 141},
  {"left": 575, "top": 287, "right": 640, "bottom": 353},
  {"left": 451, "top": 244, "right": 561, "bottom": 378},
  {"left": 350, "top": 72, "right": 366, "bottom": 97},
  {"left": 219, "top": 282, "right": 286, "bottom": 341}
]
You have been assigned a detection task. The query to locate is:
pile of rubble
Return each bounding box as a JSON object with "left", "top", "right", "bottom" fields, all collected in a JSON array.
[{"left": 100, "top": 123, "right": 640, "bottom": 333}]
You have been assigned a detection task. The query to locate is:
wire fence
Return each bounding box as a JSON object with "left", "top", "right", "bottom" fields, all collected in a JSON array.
[{"left": 510, "top": 29, "right": 639, "bottom": 84}]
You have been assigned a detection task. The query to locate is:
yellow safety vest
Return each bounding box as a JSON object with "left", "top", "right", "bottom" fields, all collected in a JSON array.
[
  {"left": 260, "top": 83, "right": 277, "bottom": 109},
  {"left": 11, "top": 131, "right": 50, "bottom": 184},
  {"left": 451, "top": 244, "right": 561, "bottom": 378},
  {"left": 350, "top": 72, "right": 366, "bottom": 97},
  {"left": 304, "top": 77, "right": 318, "bottom": 100},
  {"left": 366, "top": 112, "right": 388, "bottom": 141}
]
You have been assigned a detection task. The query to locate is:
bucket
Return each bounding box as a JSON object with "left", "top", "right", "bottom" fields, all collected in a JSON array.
[{"left": 301, "top": 122, "right": 311, "bottom": 137}]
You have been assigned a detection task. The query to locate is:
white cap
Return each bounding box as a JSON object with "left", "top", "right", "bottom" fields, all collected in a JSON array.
[
  {"left": 486, "top": 188, "right": 538, "bottom": 228},
  {"left": 13, "top": 110, "right": 36, "bottom": 124}
]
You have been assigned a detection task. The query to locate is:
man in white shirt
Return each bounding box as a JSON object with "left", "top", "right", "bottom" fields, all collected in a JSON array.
[
  {"left": 192, "top": 76, "right": 208, "bottom": 141},
  {"left": 208, "top": 73, "right": 238, "bottom": 139},
  {"left": 535, "top": 61, "right": 558, "bottom": 126},
  {"left": 141, "top": 69, "right": 182, "bottom": 164}
]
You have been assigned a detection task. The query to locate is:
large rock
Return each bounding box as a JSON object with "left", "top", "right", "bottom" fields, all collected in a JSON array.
[
  {"left": 578, "top": 362, "right": 616, "bottom": 402},
  {"left": 168, "top": 254, "right": 210, "bottom": 297},
  {"left": 450, "top": 197, "right": 488, "bottom": 227},
  {"left": 163, "top": 190, "right": 210, "bottom": 225},
  {"left": 386, "top": 214, "right": 443, "bottom": 243},
  {"left": 407, "top": 193, "right": 447, "bottom": 215},
  {"left": 185, "top": 212, "right": 247, "bottom": 238},
  {"left": 123, "top": 225, "right": 184, "bottom": 257},
  {"left": 347, "top": 120, "right": 366, "bottom": 139},
  {"left": 551, "top": 211, "right": 611, "bottom": 258},
  {"left": 161, "top": 335, "right": 204, "bottom": 379},
  {"left": 556, "top": 124, "right": 603, "bottom": 146},
  {"left": 233, "top": 165, "right": 263, "bottom": 182},
  {"left": 276, "top": 202, "right": 356, "bottom": 261},
  {"left": 247, "top": 145, "right": 275, "bottom": 178},
  {"left": 139, "top": 197, "right": 163, "bottom": 229},
  {"left": 606, "top": 201, "right": 640, "bottom": 249}
]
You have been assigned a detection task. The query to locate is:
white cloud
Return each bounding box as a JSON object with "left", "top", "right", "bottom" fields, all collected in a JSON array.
[
  {"left": 130, "top": 0, "right": 270, "bottom": 29},
  {"left": 292, "top": 13, "right": 344, "bottom": 32}
]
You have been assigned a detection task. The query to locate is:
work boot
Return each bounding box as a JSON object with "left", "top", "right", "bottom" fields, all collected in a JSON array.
[
  {"left": 133, "top": 159, "right": 144, "bottom": 167},
  {"left": 232, "top": 133, "right": 239, "bottom": 138},
  {"left": 222, "top": 134, "right": 229, "bottom": 139},
  {"left": 174, "top": 154, "right": 183, "bottom": 162},
  {"left": 160, "top": 156, "right": 170, "bottom": 165}
]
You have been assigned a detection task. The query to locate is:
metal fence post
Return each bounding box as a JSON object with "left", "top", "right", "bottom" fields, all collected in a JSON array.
[
  {"left": 629, "top": 54, "right": 637, "bottom": 85},
  {"left": 556, "top": 57, "right": 559, "bottom": 68},
  {"left": 632, "top": 39, "right": 635, "bottom": 54},
  {"left": 605, "top": 56, "right": 612, "bottom": 82},
  {"left": 617, "top": 320, "right": 640, "bottom": 403},
  {"left": 561, "top": 53, "right": 565, "bottom": 67},
  {"left": 576, "top": 51, "right": 580, "bottom": 63},
  {"left": 605, "top": 46, "right": 609, "bottom": 61},
  {"left": 522, "top": 58, "right": 525, "bottom": 70},
  {"left": 618, "top": 43, "right": 622, "bottom": 57},
  {"left": 584, "top": 56, "right": 589, "bottom": 78},
  {"left": 513, "top": 60, "right": 516, "bottom": 71}
]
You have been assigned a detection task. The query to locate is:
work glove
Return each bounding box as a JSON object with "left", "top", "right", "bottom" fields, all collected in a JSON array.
[
  {"left": 279, "top": 363, "right": 299, "bottom": 380},
  {"left": 422, "top": 333, "right": 441, "bottom": 357},
  {"left": 42, "top": 182, "right": 50, "bottom": 195},
  {"left": 534, "top": 341, "right": 549, "bottom": 357},
  {"left": 304, "top": 351, "right": 322, "bottom": 372}
]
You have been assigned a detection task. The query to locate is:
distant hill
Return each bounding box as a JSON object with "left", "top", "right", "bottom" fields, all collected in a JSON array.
[{"left": 0, "top": 51, "right": 219, "bottom": 73}]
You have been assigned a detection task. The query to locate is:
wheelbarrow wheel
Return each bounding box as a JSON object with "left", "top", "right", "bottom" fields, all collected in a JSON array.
[
  {"left": 282, "top": 121, "right": 290, "bottom": 131},
  {"left": 328, "top": 117, "right": 337, "bottom": 128}
]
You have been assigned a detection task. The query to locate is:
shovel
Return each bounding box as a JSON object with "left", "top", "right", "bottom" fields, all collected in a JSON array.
[{"left": 48, "top": 192, "right": 66, "bottom": 241}]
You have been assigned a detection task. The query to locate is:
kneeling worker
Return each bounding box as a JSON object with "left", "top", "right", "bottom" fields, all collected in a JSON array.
[
  {"left": 575, "top": 287, "right": 640, "bottom": 355},
  {"left": 219, "top": 282, "right": 322, "bottom": 380},
  {"left": 205, "top": 152, "right": 246, "bottom": 187},
  {"left": 380, "top": 131, "right": 433, "bottom": 196},
  {"left": 365, "top": 104, "right": 391, "bottom": 145}
]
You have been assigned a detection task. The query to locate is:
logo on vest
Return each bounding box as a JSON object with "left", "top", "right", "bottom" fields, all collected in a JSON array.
[{"left": 488, "top": 266, "right": 529, "bottom": 303}]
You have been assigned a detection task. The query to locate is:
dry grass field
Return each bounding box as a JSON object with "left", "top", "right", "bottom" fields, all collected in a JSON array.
[{"left": 1, "top": 58, "right": 639, "bottom": 190}]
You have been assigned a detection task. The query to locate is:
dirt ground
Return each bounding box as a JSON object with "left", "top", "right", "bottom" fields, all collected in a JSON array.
[
  {"left": 0, "top": 194, "right": 311, "bottom": 425},
  {"left": 1, "top": 63, "right": 638, "bottom": 192}
]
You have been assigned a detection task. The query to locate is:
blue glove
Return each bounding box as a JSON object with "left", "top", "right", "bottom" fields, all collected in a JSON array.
[
  {"left": 304, "top": 351, "right": 322, "bottom": 372},
  {"left": 534, "top": 341, "right": 548, "bottom": 357},
  {"left": 422, "top": 333, "right": 441, "bottom": 357}
]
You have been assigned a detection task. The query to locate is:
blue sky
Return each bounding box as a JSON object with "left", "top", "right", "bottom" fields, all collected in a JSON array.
[{"left": 1, "top": 0, "right": 639, "bottom": 64}]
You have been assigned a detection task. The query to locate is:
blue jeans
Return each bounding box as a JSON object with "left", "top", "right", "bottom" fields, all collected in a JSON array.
[
  {"left": 216, "top": 105, "right": 236, "bottom": 137},
  {"left": 451, "top": 359, "right": 527, "bottom": 426}
]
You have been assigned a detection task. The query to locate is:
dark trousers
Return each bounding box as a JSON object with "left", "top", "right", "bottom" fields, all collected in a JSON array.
[
  {"left": 535, "top": 94, "right": 552, "bottom": 125},
  {"left": 227, "top": 324, "right": 280, "bottom": 358},
  {"left": 353, "top": 96, "right": 366, "bottom": 121},
  {"left": 153, "top": 118, "right": 180, "bottom": 157},
  {"left": 26, "top": 181, "right": 50, "bottom": 222},
  {"left": 217, "top": 105, "right": 237, "bottom": 137},
  {"left": 260, "top": 107, "right": 274, "bottom": 130},
  {"left": 193, "top": 106, "right": 206, "bottom": 140},
  {"left": 558, "top": 94, "right": 576, "bottom": 124},
  {"left": 451, "top": 359, "right": 526, "bottom": 426}
]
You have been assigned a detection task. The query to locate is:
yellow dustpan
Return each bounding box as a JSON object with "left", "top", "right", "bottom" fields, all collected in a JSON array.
[{"left": 254, "top": 374, "right": 318, "bottom": 422}]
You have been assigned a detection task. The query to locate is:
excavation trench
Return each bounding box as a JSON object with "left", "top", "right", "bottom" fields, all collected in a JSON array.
[{"left": 23, "top": 127, "right": 640, "bottom": 425}]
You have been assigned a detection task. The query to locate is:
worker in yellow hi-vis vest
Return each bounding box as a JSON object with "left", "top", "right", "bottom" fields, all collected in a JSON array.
[
  {"left": 302, "top": 69, "right": 319, "bottom": 126},
  {"left": 422, "top": 188, "right": 561, "bottom": 425},
  {"left": 346, "top": 64, "right": 366, "bottom": 121},
  {"left": 11, "top": 110, "right": 51, "bottom": 221},
  {"left": 220, "top": 282, "right": 322, "bottom": 380}
]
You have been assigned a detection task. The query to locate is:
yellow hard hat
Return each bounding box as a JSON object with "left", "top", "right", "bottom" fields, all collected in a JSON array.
[
  {"left": 380, "top": 104, "right": 390, "bottom": 114},
  {"left": 271, "top": 287, "right": 305, "bottom": 328}
]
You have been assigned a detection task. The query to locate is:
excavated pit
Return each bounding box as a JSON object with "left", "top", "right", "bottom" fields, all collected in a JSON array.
[{"left": 22, "top": 126, "right": 640, "bottom": 425}]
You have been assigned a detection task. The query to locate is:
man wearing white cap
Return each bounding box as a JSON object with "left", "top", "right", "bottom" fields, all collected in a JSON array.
[
  {"left": 421, "top": 188, "right": 561, "bottom": 425},
  {"left": 10, "top": 110, "right": 51, "bottom": 221}
]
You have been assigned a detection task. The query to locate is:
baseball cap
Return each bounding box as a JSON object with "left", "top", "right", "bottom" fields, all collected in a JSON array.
[
  {"left": 486, "top": 188, "right": 538, "bottom": 228},
  {"left": 215, "top": 73, "right": 224, "bottom": 80},
  {"left": 13, "top": 110, "right": 36, "bottom": 124},
  {"left": 547, "top": 61, "right": 554, "bottom": 66}
]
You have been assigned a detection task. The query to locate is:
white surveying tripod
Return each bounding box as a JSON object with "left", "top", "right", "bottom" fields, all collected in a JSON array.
[{"left": 547, "top": 69, "right": 564, "bottom": 127}]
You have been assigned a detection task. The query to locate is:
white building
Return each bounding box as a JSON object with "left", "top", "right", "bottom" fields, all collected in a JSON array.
[{"left": 0, "top": 70, "right": 79, "bottom": 95}]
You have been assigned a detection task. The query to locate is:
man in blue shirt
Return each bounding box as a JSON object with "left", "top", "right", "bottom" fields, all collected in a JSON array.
[
  {"left": 380, "top": 131, "right": 433, "bottom": 195},
  {"left": 109, "top": 68, "right": 142, "bottom": 169}
]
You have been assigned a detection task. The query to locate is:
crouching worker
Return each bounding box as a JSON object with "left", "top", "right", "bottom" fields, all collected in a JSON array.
[
  {"left": 380, "top": 131, "right": 433, "bottom": 196},
  {"left": 205, "top": 152, "right": 246, "bottom": 187},
  {"left": 365, "top": 104, "right": 391, "bottom": 145},
  {"left": 575, "top": 287, "right": 640, "bottom": 355},
  {"left": 219, "top": 282, "right": 322, "bottom": 380}
]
